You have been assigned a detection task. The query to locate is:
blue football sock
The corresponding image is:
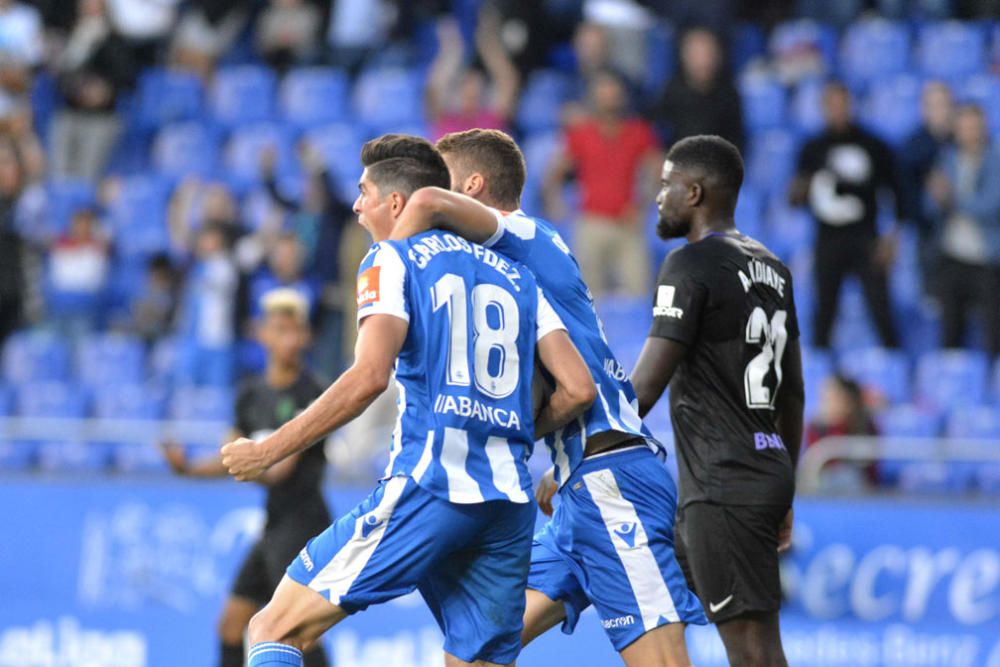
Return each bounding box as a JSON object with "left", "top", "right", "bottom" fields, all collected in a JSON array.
[{"left": 247, "top": 642, "right": 303, "bottom": 666}]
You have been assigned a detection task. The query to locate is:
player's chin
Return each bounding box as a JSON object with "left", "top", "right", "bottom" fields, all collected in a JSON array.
[{"left": 656, "top": 219, "right": 688, "bottom": 240}]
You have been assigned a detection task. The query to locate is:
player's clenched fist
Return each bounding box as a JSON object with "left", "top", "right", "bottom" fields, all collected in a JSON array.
[{"left": 221, "top": 437, "right": 270, "bottom": 481}]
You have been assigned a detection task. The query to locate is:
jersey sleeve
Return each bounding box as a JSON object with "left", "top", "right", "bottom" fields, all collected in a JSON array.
[
  {"left": 536, "top": 287, "right": 567, "bottom": 341},
  {"left": 648, "top": 250, "right": 708, "bottom": 345},
  {"left": 356, "top": 242, "right": 409, "bottom": 325},
  {"left": 482, "top": 209, "right": 534, "bottom": 262}
]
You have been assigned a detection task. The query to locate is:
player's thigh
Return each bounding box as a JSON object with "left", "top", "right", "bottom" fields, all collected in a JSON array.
[
  {"left": 522, "top": 589, "right": 568, "bottom": 646},
  {"left": 716, "top": 610, "right": 787, "bottom": 667},
  {"left": 418, "top": 499, "right": 535, "bottom": 666},
  {"left": 619, "top": 623, "right": 693, "bottom": 667},
  {"left": 676, "top": 502, "right": 786, "bottom": 625},
  {"left": 523, "top": 512, "right": 590, "bottom": 645},
  {"left": 568, "top": 450, "right": 706, "bottom": 653},
  {"left": 289, "top": 477, "right": 470, "bottom": 614}
]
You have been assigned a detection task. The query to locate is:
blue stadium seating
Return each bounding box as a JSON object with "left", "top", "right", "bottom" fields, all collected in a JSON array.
[
  {"left": 1, "top": 332, "right": 71, "bottom": 384},
  {"left": 746, "top": 130, "right": 799, "bottom": 198},
  {"left": 169, "top": 385, "right": 234, "bottom": 423},
  {"left": 224, "top": 122, "right": 297, "bottom": 190},
  {"left": 975, "top": 464, "right": 1000, "bottom": 495},
  {"left": 520, "top": 131, "right": 560, "bottom": 214},
  {"left": 740, "top": 72, "right": 787, "bottom": 132},
  {"left": 917, "top": 21, "right": 986, "bottom": 81},
  {"left": 152, "top": 122, "right": 221, "bottom": 180},
  {"left": 210, "top": 65, "right": 277, "bottom": 128},
  {"left": 352, "top": 66, "right": 424, "bottom": 134},
  {"left": 279, "top": 67, "right": 351, "bottom": 129},
  {"left": 642, "top": 22, "right": 675, "bottom": 97},
  {"left": 39, "top": 179, "right": 97, "bottom": 240},
  {"left": 898, "top": 461, "right": 973, "bottom": 494},
  {"left": 93, "top": 383, "right": 167, "bottom": 420},
  {"left": 946, "top": 405, "right": 1000, "bottom": 439},
  {"left": 136, "top": 69, "right": 204, "bottom": 129},
  {"left": 861, "top": 73, "right": 923, "bottom": 145},
  {"left": 789, "top": 77, "right": 826, "bottom": 135},
  {"left": 16, "top": 382, "right": 88, "bottom": 418},
  {"left": 76, "top": 334, "right": 147, "bottom": 388},
  {"left": 0, "top": 383, "right": 11, "bottom": 416},
  {"left": 112, "top": 442, "right": 169, "bottom": 474},
  {"left": 300, "top": 123, "right": 365, "bottom": 199},
  {"left": 839, "top": 347, "right": 911, "bottom": 403},
  {"left": 769, "top": 19, "right": 839, "bottom": 74},
  {"left": 37, "top": 441, "right": 112, "bottom": 473},
  {"left": 840, "top": 19, "right": 911, "bottom": 87},
  {"left": 517, "top": 70, "right": 573, "bottom": 135},
  {"left": 878, "top": 403, "right": 943, "bottom": 438},
  {"left": 915, "top": 349, "right": 990, "bottom": 411},
  {"left": 106, "top": 175, "right": 172, "bottom": 258}
]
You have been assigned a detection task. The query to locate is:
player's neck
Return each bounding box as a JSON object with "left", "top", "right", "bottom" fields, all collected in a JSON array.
[
  {"left": 266, "top": 361, "right": 302, "bottom": 388},
  {"left": 689, "top": 218, "right": 736, "bottom": 243}
]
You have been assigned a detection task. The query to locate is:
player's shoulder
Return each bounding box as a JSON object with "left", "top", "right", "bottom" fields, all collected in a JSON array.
[{"left": 496, "top": 208, "right": 544, "bottom": 242}]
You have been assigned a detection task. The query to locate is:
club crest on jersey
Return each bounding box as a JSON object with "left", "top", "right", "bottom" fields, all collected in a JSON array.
[
  {"left": 653, "top": 285, "right": 683, "bottom": 319},
  {"left": 356, "top": 266, "right": 380, "bottom": 307}
]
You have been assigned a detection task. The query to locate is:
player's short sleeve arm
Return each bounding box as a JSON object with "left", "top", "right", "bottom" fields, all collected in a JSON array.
[
  {"left": 648, "top": 251, "right": 707, "bottom": 345},
  {"left": 482, "top": 209, "right": 533, "bottom": 262},
  {"left": 536, "top": 287, "right": 567, "bottom": 341},
  {"left": 356, "top": 243, "right": 409, "bottom": 325}
]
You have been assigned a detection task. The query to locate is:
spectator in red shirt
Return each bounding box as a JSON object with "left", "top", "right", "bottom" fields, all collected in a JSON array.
[{"left": 543, "top": 70, "right": 660, "bottom": 297}]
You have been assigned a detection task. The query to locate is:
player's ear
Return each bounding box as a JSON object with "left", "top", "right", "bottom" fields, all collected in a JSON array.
[
  {"left": 464, "top": 173, "right": 486, "bottom": 198},
  {"left": 389, "top": 191, "right": 407, "bottom": 216},
  {"left": 689, "top": 182, "right": 704, "bottom": 207}
]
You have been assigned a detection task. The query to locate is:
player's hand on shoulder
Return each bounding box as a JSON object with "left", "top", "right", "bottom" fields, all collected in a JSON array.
[
  {"left": 536, "top": 467, "right": 558, "bottom": 517},
  {"left": 159, "top": 440, "right": 188, "bottom": 475},
  {"left": 777, "top": 507, "right": 794, "bottom": 553},
  {"left": 221, "top": 437, "right": 269, "bottom": 482}
]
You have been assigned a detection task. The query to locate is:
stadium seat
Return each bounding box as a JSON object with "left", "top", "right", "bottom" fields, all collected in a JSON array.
[
  {"left": 734, "top": 184, "right": 764, "bottom": 240},
  {"left": 0, "top": 440, "right": 35, "bottom": 470},
  {"left": 769, "top": 19, "right": 838, "bottom": 74},
  {"left": 739, "top": 71, "right": 786, "bottom": 132},
  {"left": 898, "top": 461, "right": 973, "bottom": 494},
  {"left": 41, "top": 179, "right": 97, "bottom": 240},
  {"left": 838, "top": 347, "right": 911, "bottom": 403},
  {"left": 16, "top": 382, "right": 88, "bottom": 418},
  {"left": 36, "top": 441, "right": 112, "bottom": 473},
  {"left": 642, "top": 21, "right": 675, "bottom": 97},
  {"left": 169, "top": 385, "right": 234, "bottom": 423},
  {"left": 152, "top": 122, "right": 221, "bottom": 179},
  {"left": 76, "top": 334, "right": 147, "bottom": 388},
  {"left": 520, "top": 131, "right": 560, "bottom": 214},
  {"left": 917, "top": 21, "right": 986, "bottom": 81},
  {"left": 224, "top": 122, "right": 296, "bottom": 190},
  {"left": 516, "top": 69, "right": 573, "bottom": 135},
  {"left": 1, "top": 331, "right": 71, "bottom": 383},
  {"left": 112, "top": 441, "right": 168, "bottom": 474},
  {"left": 840, "top": 18, "right": 911, "bottom": 88},
  {"left": 279, "top": 67, "right": 351, "bottom": 129},
  {"left": 860, "top": 74, "right": 923, "bottom": 145},
  {"left": 878, "top": 403, "right": 943, "bottom": 438},
  {"left": 789, "top": 77, "right": 826, "bottom": 135},
  {"left": 136, "top": 69, "right": 204, "bottom": 129},
  {"left": 802, "top": 346, "right": 833, "bottom": 418},
  {"left": 352, "top": 66, "right": 424, "bottom": 134},
  {"left": 746, "top": 130, "right": 799, "bottom": 198},
  {"left": 975, "top": 464, "right": 1000, "bottom": 495},
  {"left": 0, "top": 383, "right": 11, "bottom": 416},
  {"left": 946, "top": 405, "right": 1000, "bottom": 439},
  {"left": 915, "top": 349, "right": 990, "bottom": 412},
  {"left": 302, "top": 123, "right": 366, "bottom": 199},
  {"left": 93, "top": 382, "right": 167, "bottom": 420},
  {"left": 210, "top": 65, "right": 277, "bottom": 128},
  {"left": 105, "top": 175, "right": 172, "bottom": 258}
]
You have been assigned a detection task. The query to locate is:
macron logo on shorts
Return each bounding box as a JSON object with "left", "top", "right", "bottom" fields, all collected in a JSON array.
[{"left": 613, "top": 522, "right": 637, "bottom": 548}]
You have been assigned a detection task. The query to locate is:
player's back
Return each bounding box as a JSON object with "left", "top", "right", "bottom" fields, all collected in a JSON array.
[
  {"left": 485, "top": 210, "right": 660, "bottom": 485},
  {"left": 357, "top": 230, "right": 542, "bottom": 504},
  {"left": 651, "top": 232, "right": 799, "bottom": 508}
]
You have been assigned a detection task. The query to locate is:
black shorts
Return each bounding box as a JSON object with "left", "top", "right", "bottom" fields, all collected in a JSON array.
[
  {"left": 674, "top": 502, "right": 789, "bottom": 624},
  {"left": 231, "top": 524, "right": 324, "bottom": 604}
]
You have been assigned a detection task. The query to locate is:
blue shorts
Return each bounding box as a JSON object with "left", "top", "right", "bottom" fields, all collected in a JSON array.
[
  {"left": 287, "top": 475, "right": 535, "bottom": 664},
  {"left": 528, "top": 447, "right": 707, "bottom": 652}
]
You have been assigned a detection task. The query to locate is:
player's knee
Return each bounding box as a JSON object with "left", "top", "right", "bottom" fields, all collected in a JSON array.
[{"left": 247, "top": 607, "right": 297, "bottom": 648}]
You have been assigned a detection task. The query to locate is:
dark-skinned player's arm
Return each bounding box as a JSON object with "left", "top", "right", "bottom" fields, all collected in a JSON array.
[
  {"left": 534, "top": 329, "right": 597, "bottom": 440},
  {"left": 222, "top": 314, "right": 407, "bottom": 481},
  {"left": 388, "top": 186, "right": 500, "bottom": 244},
  {"left": 774, "top": 338, "right": 804, "bottom": 553},
  {"left": 631, "top": 337, "right": 689, "bottom": 418}
]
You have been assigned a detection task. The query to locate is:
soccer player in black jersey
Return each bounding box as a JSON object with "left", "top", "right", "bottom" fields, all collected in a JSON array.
[
  {"left": 631, "top": 135, "right": 805, "bottom": 667},
  {"left": 161, "top": 289, "right": 331, "bottom": 667}
]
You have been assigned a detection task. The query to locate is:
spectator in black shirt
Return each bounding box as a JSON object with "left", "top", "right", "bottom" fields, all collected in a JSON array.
[
  {"left": 652, "top": 27, "right": 744, "bottom": 152},
  {"left": 789, "top": 80, "right": 900, "bottom": 349},
  {"left": 897, "top": 81, "right": 954, "bottom": 290}
]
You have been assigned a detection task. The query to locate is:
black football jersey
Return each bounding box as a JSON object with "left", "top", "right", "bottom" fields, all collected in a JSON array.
[
  {"left": 235, "top": 372, "right": 331, "bottom": 529},
  {"left": 649, "top": 232, "right": 799, "bottom": 507}
]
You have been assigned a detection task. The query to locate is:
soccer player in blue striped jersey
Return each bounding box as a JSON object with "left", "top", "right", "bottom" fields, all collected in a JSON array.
[
  {"left": 390, "top": 129, "right": 707, "bottom": 667},
  {"left": 221, "top": 134, "right": 596, "bottom": 667}
]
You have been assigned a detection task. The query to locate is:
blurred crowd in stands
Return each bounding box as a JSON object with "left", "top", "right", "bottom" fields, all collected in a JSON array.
[{"left": 3, "top": 0, "right": 1000, "bottom": 489}]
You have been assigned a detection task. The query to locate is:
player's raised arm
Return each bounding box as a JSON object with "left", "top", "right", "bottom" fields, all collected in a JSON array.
[
  {"left": 222, "top": 314, "right": 407, "bottom": 481},
  {"left": 388, "top": 186, "right": 500, "bottom": 243},
  {"left": 533, "top": 290, "right": 596, "bottom": 439}
]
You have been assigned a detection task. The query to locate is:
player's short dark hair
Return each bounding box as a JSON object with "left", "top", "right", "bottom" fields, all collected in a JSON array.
[
  {"left": 436, "top": 129, "right": 526, "bottom": 209},
  {"left": 360, "top": 133, "right": 450, "bottom": 196},
  {"left": 666, "top": 134, "right": 744, "bottom": 199}
]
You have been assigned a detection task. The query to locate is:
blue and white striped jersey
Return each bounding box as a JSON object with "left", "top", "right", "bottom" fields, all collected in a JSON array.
[
  {"left": 483, "top": 210, "right": 665, "bottom": 487},
  {"left": 356, "top": 230, "right": 565, "bottom": 504}
]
